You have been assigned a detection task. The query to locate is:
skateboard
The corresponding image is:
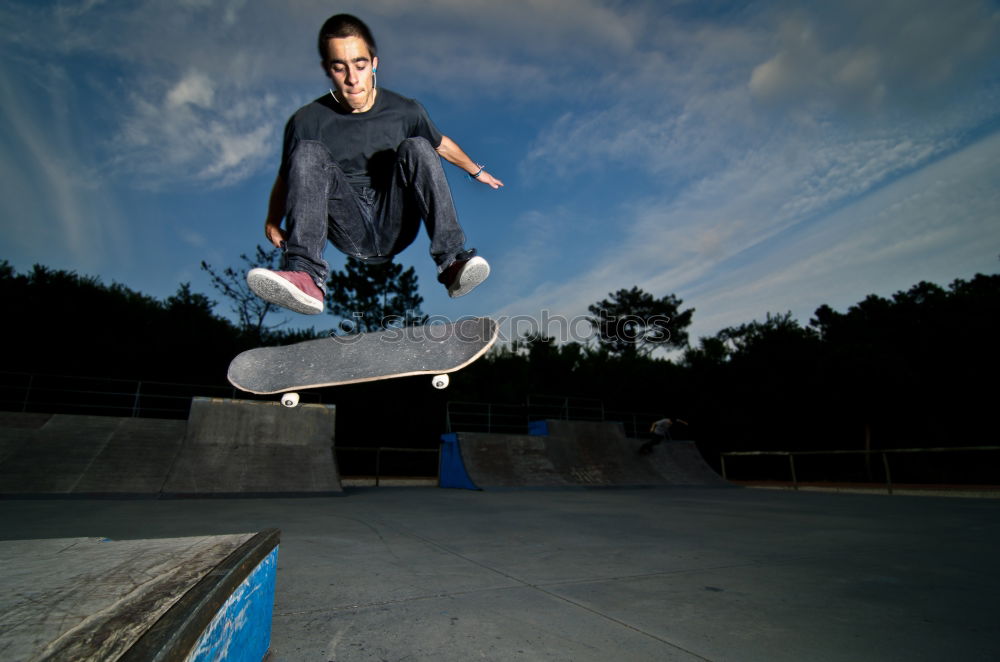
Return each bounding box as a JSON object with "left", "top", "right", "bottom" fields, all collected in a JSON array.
[{"left": 227, "top": 317, "right": 499, "bottom": 406}]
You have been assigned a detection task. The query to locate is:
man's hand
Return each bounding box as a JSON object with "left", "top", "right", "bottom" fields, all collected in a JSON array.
[
  {"left": 264, "top": 173, "right": 289, "bottom": 248},
  {"left": 436, "top": 135, "right": 504, "bottom": 190},
  {"left": 474, "top": 170, "right": 504, "bottom": 190},
  {"left": 265, "top": 220, "right": 287, "bottom": 248}
]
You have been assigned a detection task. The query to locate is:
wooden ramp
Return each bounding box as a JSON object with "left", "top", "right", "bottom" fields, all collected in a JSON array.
[{"left": 0, "top": 529, "right": 279, "bottom": 661}]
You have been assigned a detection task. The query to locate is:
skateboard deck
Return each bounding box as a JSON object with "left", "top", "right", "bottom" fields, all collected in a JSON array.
[{"left": 228, "top": 317, "right": 499, "bottom": 397}]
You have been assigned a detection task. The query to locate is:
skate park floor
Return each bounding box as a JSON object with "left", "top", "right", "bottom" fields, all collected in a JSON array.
[{"left": 3, "top": 486, "right": 998, "bottom": 661}]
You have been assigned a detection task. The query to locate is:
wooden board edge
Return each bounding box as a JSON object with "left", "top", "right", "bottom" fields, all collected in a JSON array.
[{"left": 120, "top": 529, "right": 281, "bottom": 662}]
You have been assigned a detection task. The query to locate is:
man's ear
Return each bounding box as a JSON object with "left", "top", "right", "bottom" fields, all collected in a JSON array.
[
  {"left": 372, "top": 55, "right": 379, "bottom": 73},
  {"left": 320, "top": 59, "right": 332, "bottom": 80}
]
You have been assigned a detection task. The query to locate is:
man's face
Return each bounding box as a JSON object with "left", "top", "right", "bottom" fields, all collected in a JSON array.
[{"left": 323, "top": 36, "right": 378, "bottom": 113}]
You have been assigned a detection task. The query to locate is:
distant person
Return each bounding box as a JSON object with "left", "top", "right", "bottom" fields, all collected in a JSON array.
[
  {"left": 247, "top": 13, "right": 503, "bottom": 315},
  {"left": 638, "top": 417, "right": 688, "bottom": 455}
]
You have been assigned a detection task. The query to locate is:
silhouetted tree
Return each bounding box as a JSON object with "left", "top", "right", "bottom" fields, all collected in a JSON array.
[
  {"left": 681, "top": 336, "right": 730, "bottom": 369},
  {"left": 587, "top": 286, "right": 694, "bottom": 358},
  {"left": 326, "top": 258, "right": 427, "bottom": 333},
  {"left": 716, "top": 311, "right": 819, "bottom": 360},
  {"left": 165, "top": 282, "right": 216, "bottom": 318},
  {"left": 0, "top": 262, "right": 241, "bottom": 380},
  {"left": 808, "top": 275, "right": 1000, "bottom": 443},
  {"left": 201, "top": 245, "right": 283, "bottom": 343}
]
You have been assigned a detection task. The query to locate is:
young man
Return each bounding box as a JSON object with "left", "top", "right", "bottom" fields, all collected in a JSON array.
[
  {"left": 247, "top": 14, "right": 503, "bottom": 315},
  {"left": 638, "top": 417, "right": 689, "bottom": 455}
]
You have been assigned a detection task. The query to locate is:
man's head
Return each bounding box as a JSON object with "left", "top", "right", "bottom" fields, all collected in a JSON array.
[
  {"left": 318, "top": 14, "right": 379, "bottom": 113},
  {"left": 318, "top": 14, "right": 377, "bottom": 60}
]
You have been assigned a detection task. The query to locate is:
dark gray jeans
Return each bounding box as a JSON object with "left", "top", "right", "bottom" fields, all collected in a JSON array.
[{"left": 283, "top": 137, "right": 467, "bottom": 289}]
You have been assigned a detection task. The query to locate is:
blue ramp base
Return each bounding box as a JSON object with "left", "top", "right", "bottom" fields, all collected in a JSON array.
[
  {"left": 440, "top": 433, "right": 480, "bottom": 490},
  {"left": 130, "top": 529, "right": 280, "bottom": 661}
]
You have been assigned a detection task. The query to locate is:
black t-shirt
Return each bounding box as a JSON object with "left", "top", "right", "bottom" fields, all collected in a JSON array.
[{"left": 280, "top": 88, "right": 443, "bottom": 188}]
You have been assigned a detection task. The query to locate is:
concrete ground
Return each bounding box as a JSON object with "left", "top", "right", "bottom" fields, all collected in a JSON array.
[{"left": 2, "top": 486, "right": 998, "bottom": 661}]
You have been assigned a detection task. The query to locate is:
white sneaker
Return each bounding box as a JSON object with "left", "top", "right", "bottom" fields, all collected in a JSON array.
[{"left": 439, "top": 255, "right": 490, "bottom": 298}]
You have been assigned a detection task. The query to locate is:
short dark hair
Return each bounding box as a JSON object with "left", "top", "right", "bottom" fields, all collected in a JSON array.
[{"left": 318, "top": 14, "right": 377, "bottom": 61}]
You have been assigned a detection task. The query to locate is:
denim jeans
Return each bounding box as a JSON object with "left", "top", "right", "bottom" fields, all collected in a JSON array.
[{"left": 283, "top": 137, "right": 467, "bottom": 289}]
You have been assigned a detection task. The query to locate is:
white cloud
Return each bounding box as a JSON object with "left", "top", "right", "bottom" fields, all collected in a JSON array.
[
  {"left": 167, "top": 71, "right": 215, "bottom": 109},
  {"left": 0, "top": 59, "right": 128, "bottom": 270},
  {"left": 492, "top": 128, "right": 1000, "bottom": 346},
  {"left": 749, "top": 0, "right": 1000, "bottom": 114},
  {"left": 684, "top": 131, "right": 1000, "bottom": 334},
  {"left": 112, "top": 70, "right": 284, "bottom": 188},
  {"left": 176, "top": 227, "right": 208, "bottom": 249},
  {"left": 526, "top": 0, "right": 1000, "bottom": 183},
  {"left": 3, "top": 1, "right": 315, "bottom": 189},
  {"left": 506, "top": 0, "right": 998, "bottom": 344},
  {"left": 0, "top": 1, "right": 704, "bottom": 188}
]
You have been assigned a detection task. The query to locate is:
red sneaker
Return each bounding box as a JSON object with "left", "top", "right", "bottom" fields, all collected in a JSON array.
[{"left": 247, "top": 268, "right": 324, "bottom": 315}]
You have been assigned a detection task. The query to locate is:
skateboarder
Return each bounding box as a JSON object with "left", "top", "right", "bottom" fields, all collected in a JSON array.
[
  {"left": 638, "top": 417, "right": 688, "bottom": 455},
  {"left": 247, "top": 13, "right": 503, "bottom": 316}
]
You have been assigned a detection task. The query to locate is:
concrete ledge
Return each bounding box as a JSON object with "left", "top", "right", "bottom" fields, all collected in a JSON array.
[{"left": 163, "top": 398, "right": 341, "bottom": 496}]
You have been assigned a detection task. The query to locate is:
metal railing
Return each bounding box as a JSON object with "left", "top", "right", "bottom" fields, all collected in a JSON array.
[
  {"left": 0, "top": 371, "right": 325, "bottom": 419},
  {"left": 444, "top": 398, "right": 670, "bottom": 438},
  {"left": 335, "top": 446, "right": 440, "bottom": 486},
  {"left": 720, "top": 446, "right": 1000, "bottom": 494},
  {"left": 525, "top": 394, "right": 605, "bottom": 422},
  {"left": 444, "top": 401, "right": 531, "bottom": 434}
]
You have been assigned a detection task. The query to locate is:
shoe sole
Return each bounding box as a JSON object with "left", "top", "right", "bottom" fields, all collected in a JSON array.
[
  {"left": 448, "top": 257, "right": 490, "bottom": 298},
  {"left": 247, "top": 268, "right": 324, "bottom": 315}
]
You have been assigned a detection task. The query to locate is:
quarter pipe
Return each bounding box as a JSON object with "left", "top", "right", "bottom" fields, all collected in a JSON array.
[{"left": 440, "top": 419, "right": 729, "bottom": 489}]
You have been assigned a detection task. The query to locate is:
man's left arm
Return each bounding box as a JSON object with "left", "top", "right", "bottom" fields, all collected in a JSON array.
[{"left": 436, "top": 136, "right": 504, "bottom": 189}]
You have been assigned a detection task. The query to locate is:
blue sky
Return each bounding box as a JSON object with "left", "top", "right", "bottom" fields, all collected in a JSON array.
[{"left": 2, "top": 0, "right": 999, "bottom": 348}]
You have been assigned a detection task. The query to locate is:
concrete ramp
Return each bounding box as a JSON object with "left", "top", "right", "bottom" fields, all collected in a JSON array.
[
  {"left": 0, "top": 413, "right": 187, "bottom": 496},
  {"left": 163, "top": 397, "right": 341, "bottom": 496},
  {"left": 644, "top": 437, "right": 731, "bottom": 485},
  {"left": 440, "top": 419, "right": 728, "bottom": 489},
  {"left": 0, "top": 397, "right": 341, "bottom": 497}
]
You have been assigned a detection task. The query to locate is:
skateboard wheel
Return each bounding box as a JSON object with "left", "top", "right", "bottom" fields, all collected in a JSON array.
[
  {"left": 281, "top": 392, "right": 300, "bottom": 407},
  {"left": 432, "top": 374, "right": 450, "bottom": 389}
]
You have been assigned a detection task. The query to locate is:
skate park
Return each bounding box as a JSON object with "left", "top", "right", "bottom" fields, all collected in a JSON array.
[{"left": 1, "top": 396, "right": 998, "bottom": 661}]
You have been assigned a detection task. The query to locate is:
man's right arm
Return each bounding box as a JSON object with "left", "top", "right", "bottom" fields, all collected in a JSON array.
[{"left": 264, "top": 173, "right": 288, "bottom": 248}]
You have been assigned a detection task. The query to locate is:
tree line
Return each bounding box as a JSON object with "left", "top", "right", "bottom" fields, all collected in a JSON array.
[{"left": 2, "top": 255, "right": 997, "bottom": 482}]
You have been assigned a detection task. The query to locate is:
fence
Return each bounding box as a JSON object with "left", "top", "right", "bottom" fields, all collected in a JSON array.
[
  {"left": 0, "top": 371, "right": 327, "bottom": 419},
  {"left": 444, "top": 397, "right": 668, "bottom": 438},
  {"left": 720, "top": 446, "right": 1000, "bottom": 493},
  {"left": 335, "top": 447, "right": 440, "bottom": 485},
  {"left": 444, "top": 401, "right": 531, "bottom": 434},
  {"left": 4, "top": 373, "right": 664, "bottom": 437}
]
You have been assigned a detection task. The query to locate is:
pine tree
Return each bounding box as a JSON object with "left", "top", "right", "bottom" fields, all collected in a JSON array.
[{"left": 326, "top": 258, "right": 427, "bottom": 333}]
